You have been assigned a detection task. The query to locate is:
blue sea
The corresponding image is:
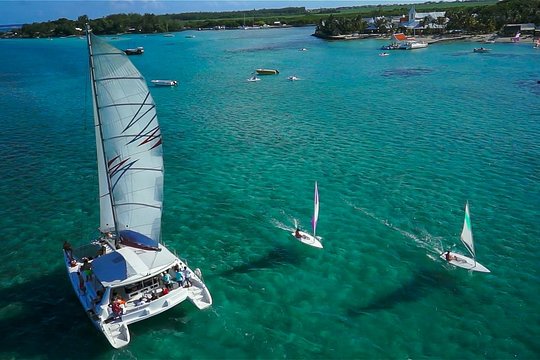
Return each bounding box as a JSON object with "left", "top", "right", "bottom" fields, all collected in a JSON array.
[{"left": 0, "top": 27, "right": 539, "bottom": 359}]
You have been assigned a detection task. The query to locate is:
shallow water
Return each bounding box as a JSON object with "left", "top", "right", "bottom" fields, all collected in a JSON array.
[{"left": 0, "top": 27, "right": 539, "bottom": 359}]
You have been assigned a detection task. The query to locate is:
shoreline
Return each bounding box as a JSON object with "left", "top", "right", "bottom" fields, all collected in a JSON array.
[{"left": 314, "top": 32, "right": 537, "bottom": 44}]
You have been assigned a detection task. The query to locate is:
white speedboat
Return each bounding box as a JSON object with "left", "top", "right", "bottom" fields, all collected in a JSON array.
[
  {"left": 473, "top": 47, "right": 491, "bottom": 53},
  {"left": 151, "top": 79, "right": 178, "bottom": 86},
  {"left": 398, "top": 40, "right": 428, "bottom": 50},
  {"left": 64, "top": 25, "right": 212, "bottom": 349},
  {"left": 123, "top": 46, "right": 144, "bottom": 55},
  {"left": 287, "top": 75, "right": 299, "bottom": 81},
  {"left": 247, "top": 75, "right": 260, "bottom": 82},
  {"left": 379, "top": 52, "right": 390, "bottom": 57}
]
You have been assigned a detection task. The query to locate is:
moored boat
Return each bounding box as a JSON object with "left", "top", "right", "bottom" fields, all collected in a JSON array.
[
  {"left": 256, "top": 68, "right": 279, "bottom": 75},
  {"left": 123, "top": 47, "right": 144, "bottom": 55},
  {"left": 151, "top": 79, "right": 178, "bottom": 86},
  {"left": 473, "top": 47, "right": 491, "bottom": 53}
]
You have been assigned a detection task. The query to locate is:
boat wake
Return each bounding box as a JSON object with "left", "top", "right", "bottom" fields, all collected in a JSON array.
[{"left": 347, "top": 201, "right": 444, "bottom": 259}]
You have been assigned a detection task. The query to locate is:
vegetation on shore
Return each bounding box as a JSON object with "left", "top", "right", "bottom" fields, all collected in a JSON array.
[
  {"left": 1, "top": 0, "right": 538, "bottom": 39},
  {"left": 314, "top": 0, "right": 540, "bottom": 38}
]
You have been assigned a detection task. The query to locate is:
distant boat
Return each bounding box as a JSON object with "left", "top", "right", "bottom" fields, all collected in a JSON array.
[
  {"left": 163, "top": 33, "right": 174, "bottom": 37},
  {"left": 299, "top": 48, "right": 308, "bottom": 51},
  {"left": 63, "top": 26, "right": 212, "bottom": 349},
  {"left": 185, "top": 35, "right": 196, "bottom": 38},
  {"left": 151, "top": 79, "right": 178, "bottom": 86},
  {"left": 123, "top": 47, "right": 144, "bottom": 55},
  {"left": 398, "top": 40, "right": 428, "bottom": 50},
  {"left": 287, "top": 75, "right": 299, "bottom": 81},
  {"left": 256, "top": 68, "right": 279, "bottom": 75},
  {"left": 440, "top": 202, "right": 490, "bottom": 273},
  {"left": 386, "top": 33, "right": 428, "bottom": 50},
  {"left": 473, "top": 47, "right": 491, "bottom": 53},
  {"left": 379, "top": 52, "right": 389, "bottom": 57},
  {"left": 292, "top": 182, "right": 323, "bottom": 249},
  {"left": 247, "top": 75, "right": 260, "bottom": 82}
]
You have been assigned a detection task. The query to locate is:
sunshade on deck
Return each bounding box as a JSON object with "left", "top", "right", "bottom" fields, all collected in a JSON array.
[{"left": 92, "top": 245, "right": 177, "bottom": 287}]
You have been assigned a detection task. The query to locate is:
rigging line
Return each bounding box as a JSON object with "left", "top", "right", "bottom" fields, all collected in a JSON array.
[
  {"left": 96, "top": 76, "right": 144, "bottom": 82},
  {"left": 84, "top": 60, "right": 89, "bottom": 131}
]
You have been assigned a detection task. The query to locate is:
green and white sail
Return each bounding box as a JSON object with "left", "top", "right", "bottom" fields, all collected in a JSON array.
[
  {"left": 460, "top": 201, "right": 475, "bottom": 258},
  {"left": 88, "top": 31, "right": 163, "bottom": 241}
]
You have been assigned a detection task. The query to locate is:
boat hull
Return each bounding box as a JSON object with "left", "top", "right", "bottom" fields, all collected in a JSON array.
[
  {"left": 151, "top": 80, "right": 178, "bottom": 86},
  {"left": 291, "top": 231, "right": 323, "bottom": 248},
  {"left": 256, "top": 69, "right": 279, "bottom": 75},
  {"left": 63, "top": 243, "right": 212, "bottom": 348},
  {"left": 440, "top": 252, "right": 490, "bottom": 273}
]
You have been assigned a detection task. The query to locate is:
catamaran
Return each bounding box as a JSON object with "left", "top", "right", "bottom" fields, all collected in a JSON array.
[
  {"left": 63, "top": 26, "right": 212, "bottom": 348},
  {"left": 440, "top": 201, "right": 490, "bottom": 273},
  {"left": 292, "top": 182, "right": 323, "bottom": 248}
]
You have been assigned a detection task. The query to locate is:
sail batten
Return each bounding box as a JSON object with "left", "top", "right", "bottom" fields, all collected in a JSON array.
[{"left": 89, "top": 32, "right": 163, "bottom": 241}]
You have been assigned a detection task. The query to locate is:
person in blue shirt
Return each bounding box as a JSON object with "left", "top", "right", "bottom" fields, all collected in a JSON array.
[
  {"left": 162, "top": 271, "right": 172, "bottom": 289},
  {"left": 174, "top": 265, "right": 184, "bottom": 287}
]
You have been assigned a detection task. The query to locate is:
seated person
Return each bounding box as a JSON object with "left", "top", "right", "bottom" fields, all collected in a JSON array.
[
  {"left": 444, "top": 251, "right": 458, "bottom": 262},
  {"left": 294, "top": 228, "right": 302, "bottom": 239}
]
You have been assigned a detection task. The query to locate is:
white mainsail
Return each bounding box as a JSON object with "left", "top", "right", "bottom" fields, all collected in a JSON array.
[
  {"left": 88, "top": 32, "right": 163, "bottom": 241},
  {"left": 312, "top": 181, "right": 319, "bottom": 237},
  {"left": 460, "top": 201, "right": 475, "bottom": 258}
]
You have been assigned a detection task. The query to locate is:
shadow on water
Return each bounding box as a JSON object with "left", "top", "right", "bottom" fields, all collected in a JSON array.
[
  {"left": 217, "top": 246, "right": 303, "bottom": 277},
  {"left": 381, "top": 67, "right": 434, "bottom": 78},
  {"left": 0, "top": 267, "right": 190, "bottom": 359},
  {"left": 346, "top": 268, "right": 460, "bottom": 317},
  {"left": 0, "top": 268, "right": 106, "bottom": 359}
]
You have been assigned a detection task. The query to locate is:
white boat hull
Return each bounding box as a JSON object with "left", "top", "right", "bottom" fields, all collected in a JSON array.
[
  {"left": 64, "top": 247, "right": 212, "bottom": 348},
  {"left": 440, "top": 252, "right": 490, "bottom": 273},
  {"left": 291, "top": 231, "right": 323, "bottom": 248}
]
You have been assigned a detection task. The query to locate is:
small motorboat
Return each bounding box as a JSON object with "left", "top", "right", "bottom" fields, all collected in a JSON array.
[
  {"left": 247, "top": 76, "right": 260, "bottom": 82},
  {"left": 256, "top": 68, "right": 279, "bottom": 75},
  {"left": 287, "top": 75, "right": 299, "bottom": 81},
  {"left": 379, "top": 52, "right": 389, "bottom": 57},
  {"left": 299, "top": 48, "right": 308, "bottom": 51},
  {"left": 151, "top": 80, "right": 178, "bottom": 86},
  {"left": 123, "top": 47, "right": 144, "bottom": 55},
  {"left": 473, "top": 47, "right": 491, "bottom": 53}
]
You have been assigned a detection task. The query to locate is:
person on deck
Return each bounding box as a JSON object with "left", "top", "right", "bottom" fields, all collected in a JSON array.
[
  {"left": 444, "top": 251, "right": 458, "bottom": 262},
  {"left": 162, "top": 271, "right": 173, "bottom": 289},
  {"left": 294, "top": 228, "right": 302, "bottom": 239},
  {"left": 174, "top": 265, "right": 184, "bottom": 287},
  {"left": 182, "top": 266, "right": 192, "bottom": 287}
]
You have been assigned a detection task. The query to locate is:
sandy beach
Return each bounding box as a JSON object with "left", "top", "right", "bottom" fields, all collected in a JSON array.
[{"left": 411, "top": 33, "right": 536, "bottom": 44}]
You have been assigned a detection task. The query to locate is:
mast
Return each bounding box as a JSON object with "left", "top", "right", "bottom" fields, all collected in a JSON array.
[
  {"left": 86, "top": 24, "right": 119, "bottom": 241},
  {"left": 312, "top": 181, "right": 319, "bottom": 237}
]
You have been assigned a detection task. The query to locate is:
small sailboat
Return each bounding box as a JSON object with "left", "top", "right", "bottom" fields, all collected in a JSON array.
[
  {"left": 440, "top": 202, "right": 490, "bottom": 273},
  {"left": 292, "top": 182, "right": 323, "bottom": 248}
]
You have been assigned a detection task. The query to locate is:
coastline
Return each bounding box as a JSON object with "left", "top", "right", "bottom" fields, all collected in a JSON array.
[{"left": 314, "top": 31, "right": 536, "bottom": 44}]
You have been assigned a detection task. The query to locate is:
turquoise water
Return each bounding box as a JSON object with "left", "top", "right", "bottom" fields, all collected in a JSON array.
[{"left": 0, "top": 27, "right": 539, "bottom": 359}]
